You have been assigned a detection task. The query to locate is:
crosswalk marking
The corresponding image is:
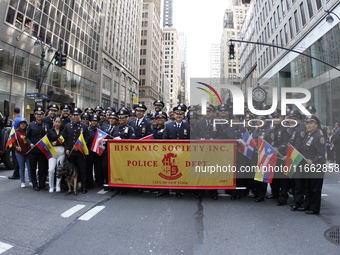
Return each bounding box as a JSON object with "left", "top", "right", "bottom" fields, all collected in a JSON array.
[
  {"left": 0, "top": 241, "right": 13, "bottom": 254},
  {"left": 0, "top": 176, "right": 6, "bottom": 179},
  {"left": 321, "top": 194, "right": 329, "bottom": 197},
  {"left": 79, "top": 206, "right": 105, "bottom": 221},
  {"left": 61, "top": 204, "right": 86, "bottom": 218}
]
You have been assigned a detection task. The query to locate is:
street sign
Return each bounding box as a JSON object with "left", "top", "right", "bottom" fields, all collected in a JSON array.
[
  {"left": 25, "top": 93, "right": 50, "bottom": 100},
  {"left": 133, "top": 97, "right": 139, "bottom": 104}
]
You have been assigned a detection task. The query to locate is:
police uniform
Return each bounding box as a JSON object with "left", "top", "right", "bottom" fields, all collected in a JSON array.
[
  {"left": 99, "top": 110, "right": 109, "bottom": 131},
  {"left": 42, "top": 104, "right": 59, "bottom": 129},
  {"left": 130, "top": 104, "right": 152, "bottom": 139},
  {"left": 187, "top": 111, "right": 199, "bottom": 139},
  {"left": 60, "top": 104, "right": 72, "bottom": 129},
  {"left": 299, "top": 116, "right": 325, "bottom": 214},
  {"left": 63, "top": 108, "right": 89, "bottom": 193},
  {"left": 152, "top": 111, "right": 167, "bottom": 139},
  {"left": 112, "top": 108, "right": 135, "bottom": 139},
  {"left": 86, "top": 114, "right": 103, "bottom": 188},
  {"left": 26, "top": 107, "right": 49, "bottom": 190}
]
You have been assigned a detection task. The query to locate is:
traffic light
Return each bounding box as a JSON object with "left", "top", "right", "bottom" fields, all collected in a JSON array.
[
  {"left": 60, "top": 53, "right": 67, "bottom": 67},
  {"left": 54, "top": 51, "right": 60, "bottom": 66},
  {"left": 229, "top": 44, "right": 235, "bottom": 59}
]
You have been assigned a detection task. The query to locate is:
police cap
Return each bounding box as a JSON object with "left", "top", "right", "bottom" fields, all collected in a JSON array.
[
  {"left": 99, "top": 110, "right": 106, "bottom": 116},
  {"left": 289, "top": 110, "right": 302, "bottom": 119},
  {"left": 306, "top": 105, "right": 316, "bottom": 114},
  {"left": 90, "top": 114, "right": 100, "bottom": 121},
  {"left": 118, "top": 107, "right": 129, "bottom": 118},
  {"left": 153, "top": 100, "right": 165, "bottom": 107},
  {"left": 48, "top": 104, "right": 59, "bottom": 111},
  {"left": 61, "top": 104, "right": 72, "bottom": 112},
  {"left": 155, "top": 111, "right": 168, "bottom": 119},
  {"left": 34, "top": 107, "right": 45, "bottom": 115},
  {"left": 134, "top": 104, "right": 147, "bottom": 111},
  {"left": 187, "top": 111, "right": 199, "bottom": 120},
  {"left": 129, "top": 110, "right": 136, "bottom": 116},
  {"left": 305, "top": 115, "right": 320, "bottom": 126},
  {"left": 108, "top": 112, "right": 119, "bottom": 120},
  {"left": 94, "top": 106, "right": 104, "bottom": 112},
  {"left": 72, "top": 108, "right": 82, "bottom": 115},
  {"left": 81, "top": 113, "right": 90, "bottom": 120},
  {"left": 85, "top": 108, "right": 94, "bottom": 113},
  {"left": 218, "top": 105, "right": 230, "bottom": 112},
  {"left": 207, "top": 104, "right": 217, "bottom": 112}
]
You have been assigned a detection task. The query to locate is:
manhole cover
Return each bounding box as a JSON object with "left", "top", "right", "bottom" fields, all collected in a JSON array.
[{"left": 324, "top": 226, "right": 340, "bottom": 246}]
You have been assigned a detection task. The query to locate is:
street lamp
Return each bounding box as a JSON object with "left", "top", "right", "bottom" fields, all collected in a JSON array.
[
  {"left": 325, "top": 10, "right": 340, "bottom": 23},
  {"left": 34, "top": 39, "right": 53, "bottom": 100},
  {"left": 128, "top": 88, "right": 137, "bottom": 106}
]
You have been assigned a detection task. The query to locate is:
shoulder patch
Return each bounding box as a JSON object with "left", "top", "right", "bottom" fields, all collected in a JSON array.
[
  {"left": 300, "top": 130, "right": 306, "bottom": 138},
  {"left": 320, "top": 137, "right": 325, "bottom": 145}
]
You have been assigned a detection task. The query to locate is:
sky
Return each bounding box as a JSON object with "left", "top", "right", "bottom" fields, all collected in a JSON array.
[{"left": 174, "top": 0, "right": 231, "bottom": 79}]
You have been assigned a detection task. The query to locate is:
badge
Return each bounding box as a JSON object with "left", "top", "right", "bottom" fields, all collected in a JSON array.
[
  {"left": 142, "top": 127, "right": 146, "bottom": 133},
  {"left": 300, "top": 130, "right": 306, "bottom": 138},
  {"left": 320, "top": 137, "right": 325, "bottom": 145},
  {"left": 124, "top": 127, "right": 128, "bottom": 133},
  {"left": 160, "top": 129, "right": 164, "bottom": 133},
  {"left": 184, "top": 129, "right": 187, "bottom": 135}
]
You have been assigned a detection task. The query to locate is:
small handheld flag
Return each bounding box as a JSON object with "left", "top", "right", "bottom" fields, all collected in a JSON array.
[
  {"left": 36, "top": 135, "right": 57, "bottom": 159},
  {"left": 75, "top": 133, "right": 89, "bottom": 156}
]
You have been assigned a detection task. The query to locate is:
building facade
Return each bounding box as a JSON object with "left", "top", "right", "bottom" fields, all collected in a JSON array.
[
  {"left": 0, "top": 0, "right": 143, "bottom": 120},
  {"left": 139, "top": 0, "right": 163, "bottom": 112},
  {"left": 239, "top": 0, "right": 340, "bottom": 126},
  {"left": 162, "top": 0, "right": 174, "bottom": 28}
]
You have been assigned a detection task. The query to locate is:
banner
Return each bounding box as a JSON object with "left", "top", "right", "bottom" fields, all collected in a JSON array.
[{"left": 107, "top": 140, "right": 236, "bottom": 189}]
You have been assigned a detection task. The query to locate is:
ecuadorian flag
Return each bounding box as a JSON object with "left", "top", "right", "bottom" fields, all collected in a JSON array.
[
  {"left": 75, "top": 133, "right": 89, "bottom": 156},
  {"left": 5, "top": 126, "right": 16, "bottom": 150},
  {"left": 36, "top": 135, "right": 57, "bottom": 159}
]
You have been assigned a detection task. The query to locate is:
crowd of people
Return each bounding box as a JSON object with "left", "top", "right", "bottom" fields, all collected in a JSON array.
[{"left": 7, "top": 101, "right": 335, "bottom": 215}]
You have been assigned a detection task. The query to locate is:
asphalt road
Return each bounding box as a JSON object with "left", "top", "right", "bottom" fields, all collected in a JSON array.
[{"left": 0, "top": 165, "right": 339, "bottom": 255}]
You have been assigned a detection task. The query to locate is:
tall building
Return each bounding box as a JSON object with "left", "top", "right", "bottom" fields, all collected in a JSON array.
[
  {"left": 210, "top": 43, "right": 221, "bottom": 85},
  {"left": 239, "top": 0, "right": 340, "bottom": 125},
  {"left": 163, "top": 0, "right": 174, "bottom": 27},
  {"left": 0, "top": 0, "right": 143, "bottom": 119},
  {"left": 162, "top": 27, "right": 181, "bottom": 109},
  {"left": 220, "top": 0, "right": 249, "bottom": 87},
  {"left": 138, "top": 0, "right": 163, "bottom": 112},
  {"left": 101, "top": 0, "right": 142, "bottom": 109},
  {"left": 178, "top": 31, "right": 188, "bottom": 104}
]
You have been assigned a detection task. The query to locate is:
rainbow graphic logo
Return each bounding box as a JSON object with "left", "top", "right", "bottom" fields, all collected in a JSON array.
[{"left": 196, "top": 82, "right": 223, "bottom": 106}]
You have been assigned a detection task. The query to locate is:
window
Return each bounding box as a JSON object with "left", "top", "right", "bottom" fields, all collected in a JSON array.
[
  {"left": 141, "top": 30, "right": 147, "bottom": 36},
  {"left": 142, "top": 12, "right": 148, "bottom": 18},
  {"left": 306, "top": 0, "right": 313, "bottom": 18},
  {"left": 140, "top": 49, "right": 146, "bottom": 55},
  {"left": 315, "top": 0, "right": 322, "bottom": 10},
  {"left": 284, "top": 24, "right": 288, "bottom": 45},
  {"left": 289, "top": 18, "right": 294, "bottom": 39},
  {"left": 294, "top": 10, "right": 299, "bottom": 33},
  {"left": 300, "top": 3, "right": 306, "bottom": 26},
  {"left": 140, "top": 59, "right": 146, "bottom": 65},
  {"left": 142, "top": 21, "right": 148, "bottom": 27},
  {"left": 139, "top": 69, "right": 146, "bottom": 75},
  {"left": 141, "top": 39, "right": 147, "bottom": 45},
  {"left": 281, "top": 0, "right": 286, "bottom": 16}
]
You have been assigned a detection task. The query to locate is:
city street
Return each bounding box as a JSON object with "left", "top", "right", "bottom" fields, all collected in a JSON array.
[{"left": 0, "top": 165, "right": 340, "bottom": 255}]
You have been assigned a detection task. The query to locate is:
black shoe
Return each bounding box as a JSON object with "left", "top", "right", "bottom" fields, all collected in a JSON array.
[
  {"left": 255, "top": 197, "right": 264, "bottom": 202},
  {"left": 137, "top": 189, "right": 144, "bottom": 194},
  {"left": 211, "top": 195, "right": 218, "bottom": 200},
  {"left": 176, "top": 192, "right": 183, "bottom": 198},
  {"left": 266, "top": 194, "right": 279, "bottom": 199},
  {"left": 291, "top": 205, "right": 298, "bottom": 211},
  {"left": 276, "top": 201, "right": 287, "bottom": 206},
  {"left": 82, "top": 189, "right": 87, "bottom": 194},
  {"left": 67, "top": 190, "right": 72, "bottom": 195},
  {"left": 305, "top": 210, "right": 319, "bottom": 215},
  {"left": 73, "top": 190, "right": 78, "bottom": 196},
  {"left": 8, "top": 175, "right": 20, "bottom": 180},
  {"left": 297, "top": 207, "right": 306, "bottom": 211},
  {"left": 288, "top": 189, "right": 293, "bottom": 195},
  {"left": 155, "top": 190, "right": 169, "bottom": 197},
  {"left": 34, "top": 186, "right": 40, "bottom": 191}
]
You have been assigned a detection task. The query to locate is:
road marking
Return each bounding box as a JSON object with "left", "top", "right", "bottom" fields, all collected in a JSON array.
[
  {"left": 0, "top": 241, "right": 13, "bottom": 254},
  {"left": 0, "top": 176, "right": 6, "bottom": 179},
  {"left": 97, "top": 189, "right": 108, "bottom": 194},
  {"left": 79, "top": 206, "right": 105, "bottom": 221},
  {"left": 321, "top": 194, "right": 329, "bottom": 197},
  {"left": 61, "top": 204, "right": 86, "bottom": 218}
]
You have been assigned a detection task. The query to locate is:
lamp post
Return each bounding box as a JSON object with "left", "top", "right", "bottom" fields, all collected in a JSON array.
[
  {"left": 325, "top": 10, "right": 340, "bottom": 23},
  {"left": 128, "top": 88, "right": 137, "bottom": 106},
  {"left": 34, "top": 39, "right": 53, "bottom": 105}
]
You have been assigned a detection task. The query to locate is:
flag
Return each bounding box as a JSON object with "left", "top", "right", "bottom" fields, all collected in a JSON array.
[
  {"left": 254, "top": 137, "right": 278, "bottom": 183},
  {"left": 75, "top": 133, "right": 89, "bottom": 156},
  {"left": 90, "top": 129, "right": 108, "bottom": 156},
  {"left": 140, "top": 134, "right": 154, "bottom": 140},
  {"left": 285, "top": 144, "right": 304, "bottom": 178},
  {"left": 57, "top": 135, "right": 65, "bottom": 145},
  {"left": 36, "top": 135, "right": 57, "bottom": 159},
  {"left": 5, "top": 126, "right": 16, "bottom": 150},
  {"left": 238, "top": 129, "right": 256, "bottom": 159}
]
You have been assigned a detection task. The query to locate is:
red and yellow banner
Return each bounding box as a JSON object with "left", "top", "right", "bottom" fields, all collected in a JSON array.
[{"left": 107, "top": 140, "right": 236, "bottom": 189}]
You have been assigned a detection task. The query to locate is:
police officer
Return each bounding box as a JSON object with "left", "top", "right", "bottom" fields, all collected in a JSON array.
[
  {"left": 112, "top": 108, "right": 135, "bottom": 139},
  {"left": 26, "top": 107, "right": 49, "bottom": 191},
  {"left": 128, "top": 110, "right": 137, "bottom": 122},
  {"left": 288, "top": 110, "right": 307, "bottom": 211},
  {"left": 43, "top": 104, "right": 59, "bottom": 129},
  {"left": 299, "top": 115, "right": 326, "bottom": 214},
  {"left": 85, "top": 108, "right": 94, "bottom": 115},
  {"left": 81, "top": 112, "right": 90, "bottom": 126},
  {"left": 153, "top": 100, "right": 165, "bottom": 113},
  {"left": 63, "top": 108, "right": 89, "bottom": 194},
  {"left": 86, "top": 114, "right": 102, "bottom": 189},
  {"left": 130, "top": 104, "right": 152, "bottom": 139},
  {"left": 94, "top": 106, "right": 104, "bottom": 115},
  {"left": 105, "top": 112, "right": 119, "bottom": 136},
  {"left": 60, "top": 104, "right": 72, "bottom": 129},
  {"left": 187, "top": 111, "right": 199, "bottom": 139},
  {"left": 152, "top": 111, "right": 167, "bottom": 139},
  {"left": 106, "top": 107, "right": 115, "bottom": 118}
]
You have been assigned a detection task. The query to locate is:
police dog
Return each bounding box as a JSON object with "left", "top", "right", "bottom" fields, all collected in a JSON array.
[{"left": 56, "top": 161, "right": 78, "bottom": 195}]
